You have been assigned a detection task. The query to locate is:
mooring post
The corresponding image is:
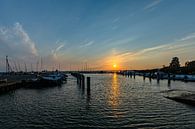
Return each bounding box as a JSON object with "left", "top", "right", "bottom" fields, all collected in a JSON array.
[
  {"left": 79, "top": 74, "right": 82, "bottom": 86},
  {"left": 87, "top": 77, "right": 90, "bottom": 94},
  {"left": 173, "top": 74, "right": 175, "bottom": 81},
  {"left": 82, "top": 75, "right": 85, "bottom": 88},
  {"left": 77, "top": 77, "right": 79, "bottom": 84},
  {"left": 149, "top": 72, "right": 152, "bottom": 78},
  {"left": 168, "top": 73, "right": 171, "bottom": 86},
  {"left": 157, "top": 72, "right": 160, "bottom": 83},
  {"left": 130, "top": 72, "right": 132, "bottom": 78},
  {"left": 149, "top": 77, "right": 152, "bottom": 83},
  {"left": 143, "top": 73, "right": 145, "bottom": 80}
]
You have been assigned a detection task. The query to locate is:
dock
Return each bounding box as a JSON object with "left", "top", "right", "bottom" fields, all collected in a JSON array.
[
  {"left": 0, "top": 81, "right": 23, "bottom": 93},
  {"left": 0, "top": 74, "right": 36, "bottom": 93},
  {"left": 0, "top": 72, "right": 68, "bottom": 93}
]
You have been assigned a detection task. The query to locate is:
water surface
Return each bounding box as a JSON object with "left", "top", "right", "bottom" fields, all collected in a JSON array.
[{"left": 0, "top": 74, "right": 195, "bottom": 129}]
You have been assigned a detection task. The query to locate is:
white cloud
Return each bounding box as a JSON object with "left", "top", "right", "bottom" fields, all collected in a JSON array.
[
  {"left": 0, "top": 22, "right": 40, "bottom": 71},
  {"left": 144, "top": 0, "right": 162, "bottom": 10},
  {"left": 137, "top": 44, "right": 169, "bottom": 55},
  {"left": 117, "top": 37, "right": 195, "bottom": 61},
  {"left": 80, "top": 40, "right": 94, "bottom": 47},
  {"left": 14, "top": 22, "right": 38, "bottom": 56},
  {"left": 51, "top": 43, "right": 65, "bottom": 59},
  {"left": 0, "top": 22, "right": 38, "bottom": 56},
  {"left": 178, "top": 33, "right": 195, "bottom": 41},
  {"left": 56, "top": 44, "right": 64, "bottom": 52},
  {"left": 0, "top": 27, "right": 8, "bottom": 36}
]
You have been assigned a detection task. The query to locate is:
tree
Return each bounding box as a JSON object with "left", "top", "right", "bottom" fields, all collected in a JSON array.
[
  {"left": 185, "top": 61, "right": 195, "bottom": 68},
  {"left": 185, "top": 61, "right": 190, "bottom": 67},
  {"left": 169, "top": 57, "right": 180, "bottom": 69}
]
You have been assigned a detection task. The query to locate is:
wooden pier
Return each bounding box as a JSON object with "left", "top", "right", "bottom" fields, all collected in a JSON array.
[
  {"left": 0, "top": 81, "right": 23, "bottom": 93},
  {"left": 0, "top": 74, "right": 36, "bottom": 93}
]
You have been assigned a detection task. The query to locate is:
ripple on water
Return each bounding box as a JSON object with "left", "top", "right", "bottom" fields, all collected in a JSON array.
[{"left": 0, "top": 74, "right": 195, "bottom": 129}]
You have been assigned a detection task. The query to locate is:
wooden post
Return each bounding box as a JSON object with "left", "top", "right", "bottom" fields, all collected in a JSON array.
[
  {"left": 157, "top": 72, "right": 160, "bottom": 83},
  {"left": 82, "top": 75, "right": 85, "bottom": 88},
  {"left": 130, "top": 72, "right": 132, "bottom": 78},
  {"left": 79, "top": 74, "right": 82, "bottom": 86},
  {"left": 77, "top": 77, "right": 79, "bottom": 84},
  {"left": 168, "top": 73, "right": 171, "bottom": 86},
  {"left": 149, "top": 77, "right": 152, "bottom": 83},
  {"left": 87, "top": 77, "right": 90, "bottom": 94},
  {"left": 143, "top": 73, "right": 145, "bottom": 80},
  {"left": 173, "top": 74, "right": 175, "bottom": 81}
]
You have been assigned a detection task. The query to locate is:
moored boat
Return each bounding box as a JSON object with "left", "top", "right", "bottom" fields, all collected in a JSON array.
[{"left": 25, "top": 73, "right": 67, "bottom": 88}]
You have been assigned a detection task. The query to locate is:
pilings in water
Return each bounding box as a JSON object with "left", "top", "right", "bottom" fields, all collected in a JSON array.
[
  {"left": 87, "top": 77, "right": 91, "bottom": 95},
  {"left": 71, "top": 72, "right": 91, "bottom": 94},
  {"left": 168, "top": 73, "right": 171, "bottom": 86},
  {"left": 116, "top": 71, "right": 136, "bottom": 79},
  {"left": 143, "top": 73, "right": 146, "bottom": 80},
  {"left": 117, "top": 71, "right": 174, "bottom": 86},
  {"left": 82, "top": 75, "right": 85, "bottom": 88},
  {"left": 71, "top": 72, "right": 84, "bottom": 87},
  {"left": 130, "top": 72, "right": 132, "bottom": 78}
]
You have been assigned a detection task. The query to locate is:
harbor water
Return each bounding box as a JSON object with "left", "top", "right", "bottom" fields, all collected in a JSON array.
[{"left": 0, "top": 74, "right": 195, "bottom": 129}]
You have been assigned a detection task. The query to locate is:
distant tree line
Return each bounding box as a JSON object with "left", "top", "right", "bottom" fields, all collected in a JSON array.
[{"left": 161, "top": 57, "right": 195, "bottom": 74}]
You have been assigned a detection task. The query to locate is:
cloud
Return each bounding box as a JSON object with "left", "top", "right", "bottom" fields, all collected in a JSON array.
[
  {"left": 56, "top": 44, "right": 64, "bottom": 51},
  {"left": 0, "top": 22, "right": 38, "bottom": 57},
  {"left": 14, "top": 22, "right": 38, "bottom": 56},
  {"left": 144, "top": 0, "right": 162, "bottom": 10},
  {"left": 178, "top": 33, "right": 195, "bottom": 41},
  {"left": 98, "top": 33, "right": 195, "bottom": 70},
  {"left": 116, "top": 36, "right": 195, "bottom": 64},
  {"left": 0, "top": 22, "right": 40, "bottom": 71},
  {"left": 52, "top": 44, "right": 65, "bottom": 59},
  {"left": 104, "top": 37, "right": 137, "bottom": 47},
  {"left": 80, "top": 40, "right": 94, "bottom": 47},
  {"left": 136, "top": 44, "right": 169, "bottom": 55}
]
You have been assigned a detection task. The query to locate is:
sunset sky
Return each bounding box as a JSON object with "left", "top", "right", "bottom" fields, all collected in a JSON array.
[{"left": 0, "top": 0, "right": 195, "bottom": 71}]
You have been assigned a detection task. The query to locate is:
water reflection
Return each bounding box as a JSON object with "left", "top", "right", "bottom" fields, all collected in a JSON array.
[
  {"left": 168, "top": 79, "right": 171, "bottom": 88},
  {"left": 1, "top": 74, "right": 195, "bottom": 129},
  {"left": 149, "top": 77, "right": 152, "bottom": 83},
  {"left": 108, "top": 73, "right": 120, "bottom": 108}
]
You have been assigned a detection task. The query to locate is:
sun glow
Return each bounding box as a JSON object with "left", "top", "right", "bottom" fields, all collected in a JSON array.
[{"left": 113, "top": 64, "right": 117, "bottom": 68}]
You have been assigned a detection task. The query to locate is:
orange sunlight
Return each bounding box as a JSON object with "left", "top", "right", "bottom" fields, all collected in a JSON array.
[{"left": 113, "top": 64, "right": 117, "bottom": 68}]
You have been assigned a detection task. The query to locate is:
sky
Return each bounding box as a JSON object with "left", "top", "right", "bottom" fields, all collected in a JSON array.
[{"left": 0, "top": 0, "right": 195, "bottom": 71}]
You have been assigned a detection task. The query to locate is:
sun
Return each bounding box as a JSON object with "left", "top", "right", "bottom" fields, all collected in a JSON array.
[{"left": 113, "top": 64, "right": 117, "bottom": 68}]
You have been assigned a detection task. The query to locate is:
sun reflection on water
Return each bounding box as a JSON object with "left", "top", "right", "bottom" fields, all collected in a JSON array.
[{"left": 108, "top": 73, "right": 120, "bottom": 108}]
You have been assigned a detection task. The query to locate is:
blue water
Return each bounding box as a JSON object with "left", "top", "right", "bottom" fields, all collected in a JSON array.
[{"left": 0, "top": 73, "right": 195, "bottom": 129}]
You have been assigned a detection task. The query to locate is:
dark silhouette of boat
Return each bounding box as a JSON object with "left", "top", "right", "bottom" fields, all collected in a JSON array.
[{"left": 26, "top": 73, "right": 67, "bottom": 88}]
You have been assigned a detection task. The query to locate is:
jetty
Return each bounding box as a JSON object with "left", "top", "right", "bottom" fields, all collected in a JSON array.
[
  {"left": 0, "top": 81, "right": 22, "bottom": 93},
  {"left": 117, "top": 70, "right": 195, "bottom": 82},
  {"left": 0, "top": 72, "right": 68, "bottom": 93}
]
